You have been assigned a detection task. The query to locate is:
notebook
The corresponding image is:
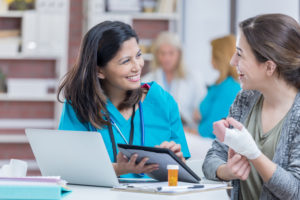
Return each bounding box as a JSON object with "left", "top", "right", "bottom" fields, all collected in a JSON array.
[
  {"left": 25, "top": 129, "right": 122, "bottom": 187},
  {"left": 0, "top": 176, "right": 71, "bottom": 200}
]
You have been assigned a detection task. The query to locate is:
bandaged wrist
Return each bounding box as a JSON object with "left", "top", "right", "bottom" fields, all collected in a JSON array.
[{"left": 224, "top": 127, "right": 261, "bottom": 160}]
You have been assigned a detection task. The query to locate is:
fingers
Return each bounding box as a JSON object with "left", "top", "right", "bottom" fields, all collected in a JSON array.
[
  {"left": 136, "top": 157, "right": 159, "bottom": 174},
  {"left": 170, "top": 143, "right": 181, "bottom": 153},
  {"left": 142, "top": 164, "right": 159, "bottom": 173},
  {"left": 159, "top": 141, "right": 184, "bottom": 162},
  {"left": 175, "top": 151, "right": 185, "bottom": 162},
  {"left": 238, "top": 160, "right": 251, "bottom": 180},
  {"left": 213, "top": 120, "right": 227, "bottom": 142},
  {"left": 227, "top": 117, "right": 243, "bottom": 130},
  {"left": 223, "top": 119, "right": 230, "bottom": 127},
  {"left": 128, "top": 154, "right": 138, "bottom": 165},
  {"left": 228, "top": 148, "right": 235, "bottom": 159},
  {"left": 227, "top": 154, "right": 251, "bottom": 180},
  {"left": 159, "top": 141, "right": 176, "bottom": 149},
  {"left": 117, "top": 152, "right": 128, "bottom": 162},
  {"left": 241, "top": 164, "right": 251, "bottom": 180},
  {"left": 230, "top": 155, "right": 246, "bottom": 172},
  {"left": 137, "top": 157, "right": 149, "bottom": 168}
]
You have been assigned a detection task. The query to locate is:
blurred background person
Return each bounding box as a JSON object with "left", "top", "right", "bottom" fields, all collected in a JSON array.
[
  {"left": 142, "top": 32, "right": 206, "bottom": 131},
  {"left": 198, "top": 35, "right": 241, "bottom": 139}
]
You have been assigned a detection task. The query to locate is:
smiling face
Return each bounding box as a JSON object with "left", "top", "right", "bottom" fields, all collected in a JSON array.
[
  {"left": 230, "top": 31, "right": 268, "bottom": 90},
  {"left": 98, "top": 37, "right": 144, "bottom": 95}
]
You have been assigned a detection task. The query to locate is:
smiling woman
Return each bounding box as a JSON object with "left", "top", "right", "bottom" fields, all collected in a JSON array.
[
  {"left": 57, "top": 21, "right": 190, "bottom": 179},
  {"left": 203, "top": 14, "right": 300, "bottom": 200}
]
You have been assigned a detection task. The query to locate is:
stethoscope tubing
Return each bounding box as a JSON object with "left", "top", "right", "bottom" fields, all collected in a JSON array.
[{"left": 109, "top": 101, "right": 144, "bottom": 146}]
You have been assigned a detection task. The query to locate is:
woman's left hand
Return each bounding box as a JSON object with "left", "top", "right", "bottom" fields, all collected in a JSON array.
[
  {"left": 158, "top": 141, "right": 186, "bottom": 163},
  {"left": 220, "top": 117, "right": 261, "bottom": 160},
  {"left": 213, "top": 118, "right": 230, "bottom": 142}
]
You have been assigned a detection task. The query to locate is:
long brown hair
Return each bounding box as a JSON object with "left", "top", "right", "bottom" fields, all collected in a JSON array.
[
  {"left": 211, "top": 35, "right": 238, "bottom": 84},
  {"left": 240, "top": 13, "right": 300, "bottom": 89},
  {"left": 57, "top": 21, "right": 143, "bottom": 129}
]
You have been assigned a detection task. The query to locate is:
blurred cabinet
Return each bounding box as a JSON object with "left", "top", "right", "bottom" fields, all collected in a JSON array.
[
  {"left": 84, "top": 0, "right": 183, "bottom": 73},
  {"left": 0, "top": 0, "right": 69, "bottom": 175}
]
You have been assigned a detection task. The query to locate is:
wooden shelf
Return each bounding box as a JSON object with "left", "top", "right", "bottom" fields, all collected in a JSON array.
[
  {"left": 104, "top": 12, "right": 179, "bottom": 20},
  {"left": 0, "top": 94, "right": 56, "bottom": 102},
  {"left": 0, "top": 11, "right": 24, "bottom": 18},
  {"left": 0, "top": 134, "right": 28, "bottom": 143},
  {"left": 131, "top": 12, "right": 180, "bottom": 20},
  {"left": 0, "top": 119, "right": 56, "bottom": 129},
  {"left": 0, "top": 54, "right": 60, "bottom": 60}
]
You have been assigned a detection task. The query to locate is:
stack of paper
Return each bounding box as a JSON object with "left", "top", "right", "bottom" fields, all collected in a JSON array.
[
  {"left": 0, "top": 176, "right": 71, "bottom": 200},
  {"left": 113, "top": 181, "right": 230, "bottom": 195}
]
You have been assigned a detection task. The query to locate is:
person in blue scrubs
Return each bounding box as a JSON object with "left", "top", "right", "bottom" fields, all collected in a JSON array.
[
  {"left": 198, "top": 35, "right": 241, "bottom": 138},
  {"left": 57, "top": 21, "right": 190, "bottom": 178}
]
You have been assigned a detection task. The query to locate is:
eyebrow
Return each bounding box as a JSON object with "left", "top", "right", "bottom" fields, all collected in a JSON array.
[
  {"left": 118, "top": 56, "right": 130, "bottom": 63},
  {"left": 117, "top": 49, "right": 142, "bottom": 63},
  {"left": 236, "top": 47, "right": 243, "bottom": 52}
]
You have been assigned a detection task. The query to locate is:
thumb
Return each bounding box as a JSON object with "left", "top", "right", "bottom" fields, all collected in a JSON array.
[{"left": 117, "top": 152, "right": 128, "bottom": 162}]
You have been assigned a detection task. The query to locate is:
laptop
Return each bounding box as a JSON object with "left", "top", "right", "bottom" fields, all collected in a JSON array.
[{"left": 25, "top": 129, "right": 121, "bottom": 187}]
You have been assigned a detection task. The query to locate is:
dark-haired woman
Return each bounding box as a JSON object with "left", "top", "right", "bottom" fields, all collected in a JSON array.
[
  {"left": 57, "top": 21, "right": 190, "bottom": 178},
  {"left": 203, "top": 14, "right": 300, "bottom": 199}
]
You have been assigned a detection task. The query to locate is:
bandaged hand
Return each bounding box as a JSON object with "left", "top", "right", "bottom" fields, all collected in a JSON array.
[
  {"left": 224, "top": 127, "right": 261, "bottom": 160},
  {"left": 213, "top": 117, "right": 261, "bottom": 160}
]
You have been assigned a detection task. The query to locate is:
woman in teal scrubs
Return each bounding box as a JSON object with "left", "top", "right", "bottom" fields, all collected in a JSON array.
[{"left": 57, "top": 21, "right": 190, "bottom": 178}]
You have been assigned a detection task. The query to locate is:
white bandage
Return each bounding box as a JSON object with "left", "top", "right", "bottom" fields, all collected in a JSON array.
[{"left": 224, "top": 127, "right": 261, "bottom": 160}]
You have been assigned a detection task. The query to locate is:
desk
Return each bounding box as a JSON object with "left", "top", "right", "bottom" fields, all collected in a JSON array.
[{"left": 65, "top": 185, "right": 229, "bottom": 200}]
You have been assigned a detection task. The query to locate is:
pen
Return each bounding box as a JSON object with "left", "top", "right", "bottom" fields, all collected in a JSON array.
[{"left": 156, "top": 184, "right": 204, "bottom": 191}]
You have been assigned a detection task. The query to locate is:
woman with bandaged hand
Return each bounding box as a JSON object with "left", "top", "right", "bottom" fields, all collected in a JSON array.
[{"left": 202, "top": 14, "right": 300, "bottom": 200}]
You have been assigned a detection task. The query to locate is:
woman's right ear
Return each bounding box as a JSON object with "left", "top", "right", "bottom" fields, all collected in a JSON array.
[{"left": 97, "top": 68, "right": 105, "bottom": 79}]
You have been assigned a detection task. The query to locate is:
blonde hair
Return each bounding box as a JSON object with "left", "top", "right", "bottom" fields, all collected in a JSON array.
[
  {"left": 151, "top": 32, "right": 185, "bottom": 78},
  {"left": 211, "top": 35, "right": 238, "bottom": 84}
]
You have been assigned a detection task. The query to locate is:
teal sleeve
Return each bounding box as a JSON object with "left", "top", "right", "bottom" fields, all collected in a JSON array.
[
  {"left": 58, "top": 102, "right": 89, "bottom": 131},
  {"left": 168, "top": 95, "right": 191, "bottom": 159}
]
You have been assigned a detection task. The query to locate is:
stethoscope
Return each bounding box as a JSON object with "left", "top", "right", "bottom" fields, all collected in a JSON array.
[
  {"left": 110, "top": 101, "right": 145, "bottom": 146},
  {"left": 92, "top": 101, "right": 145, "bottom": 162},
  {"left": 109, "top": 101, "right": 145, "bottom": 177}
]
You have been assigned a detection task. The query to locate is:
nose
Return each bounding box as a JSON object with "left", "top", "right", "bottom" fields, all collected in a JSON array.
[
  {"left": 230, "top": 53, "right": 238, "bottom": 67},
  {"left": 131, "top": 57, "right": 143, "bottom": 72}
]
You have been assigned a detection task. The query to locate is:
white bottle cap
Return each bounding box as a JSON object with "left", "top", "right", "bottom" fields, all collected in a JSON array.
[{"left": 167, "top": 165, "right": 179, "bottom": 170}]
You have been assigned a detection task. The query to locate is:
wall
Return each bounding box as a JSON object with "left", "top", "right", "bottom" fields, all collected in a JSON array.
[
  {"left": 68, "top": 0, "right": 83, "bottom": 69},
  {"left": 183, "top": 0, "right": 300, "bottom": 85},
  {"left": 236, "top": 0, "right": 299, "bottom": 23},
  {"left": 183, "top": 0, "right": 231, "bottom": 85}
]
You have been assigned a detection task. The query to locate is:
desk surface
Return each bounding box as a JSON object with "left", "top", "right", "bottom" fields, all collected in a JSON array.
[{"left": 65, "top": 185, "right": 229, "bottom": 200}]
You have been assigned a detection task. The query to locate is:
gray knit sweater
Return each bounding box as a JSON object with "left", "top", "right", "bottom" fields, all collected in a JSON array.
[{"left": 202, "top": 90, "right": 300, "bottom": 200}]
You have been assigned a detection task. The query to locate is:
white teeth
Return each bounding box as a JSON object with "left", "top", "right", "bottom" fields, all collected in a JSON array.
[
  {"left": 127, "top": 75, "right": 140, "bottom": 80},
  {"left": 237, "top": 68, "right": 244, "bottom": 75}
]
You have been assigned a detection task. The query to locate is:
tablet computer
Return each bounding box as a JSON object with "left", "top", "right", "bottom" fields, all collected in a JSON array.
[{"left": 117, "top": 144, "right": 200, "bottom": 183}]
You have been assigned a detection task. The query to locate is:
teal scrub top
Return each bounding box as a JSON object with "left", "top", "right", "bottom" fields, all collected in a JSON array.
[
  {"left": 198, "top": 76, "right": 241, "bottom": 138},
  {"left": 58, "top": 81, "right": 190, "bottom": 178}
]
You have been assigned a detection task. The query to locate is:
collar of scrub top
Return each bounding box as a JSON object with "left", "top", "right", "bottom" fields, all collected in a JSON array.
[
  {"left": 109, "top": 100, "right": 145, "bottom": 147},
  {"left": 92, "top": 100, "right": 145, "bottom": 163}
]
